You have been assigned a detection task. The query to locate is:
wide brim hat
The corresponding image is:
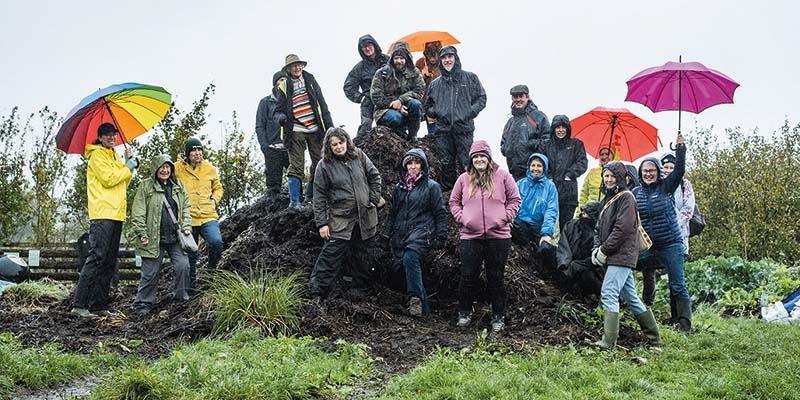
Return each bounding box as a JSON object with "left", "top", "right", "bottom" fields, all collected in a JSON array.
[{"left": 283, "top": 54, "right": 307, "bottom": 71}]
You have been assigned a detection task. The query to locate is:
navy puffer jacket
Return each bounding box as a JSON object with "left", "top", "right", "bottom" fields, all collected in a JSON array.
[
  {"left": 635, "top": 145, "right": 686, "bottom": 247},
  {"left": 383, "top": 148, "right": 449, "bottom": 255}
]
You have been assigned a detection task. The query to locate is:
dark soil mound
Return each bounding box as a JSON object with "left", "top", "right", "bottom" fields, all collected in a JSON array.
[{"left": 0, "top": 126, "right": 650, "bottom": 373}]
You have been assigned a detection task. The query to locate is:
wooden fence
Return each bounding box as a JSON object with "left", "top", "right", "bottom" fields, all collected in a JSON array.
[{"left": 0, "top": 245, "right": 141, "bottom": 281}]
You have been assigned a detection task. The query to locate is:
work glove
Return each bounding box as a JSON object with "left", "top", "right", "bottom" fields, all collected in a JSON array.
[{"left": 591, "top": 247, "right": 607, "bottom": 266}]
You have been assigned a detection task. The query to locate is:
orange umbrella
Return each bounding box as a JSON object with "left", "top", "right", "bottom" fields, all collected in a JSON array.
[
  {"left": 387, "top": 31, "right": 460, "bottom": 53},
  {"left": 572, "top": 106, "right": 660, "bottom": 162}
]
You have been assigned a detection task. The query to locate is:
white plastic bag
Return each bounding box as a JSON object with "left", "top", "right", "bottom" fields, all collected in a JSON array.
[{"left": 761, "top": 301, "right": 790, "bottom": 324}]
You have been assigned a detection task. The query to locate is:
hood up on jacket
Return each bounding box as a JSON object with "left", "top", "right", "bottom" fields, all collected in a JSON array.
[
  {"left": 389, "top": 41, "right": 415, "bottom": 71},
  {"left": 358, "top": 34, "right": 384, "bottom": 62},
  {"left": 625, "top": 163, "right": 640, "bottom": 189},
  {"left": 581, "top": 201, "right": 602, "bottom": 220},
  {"left": 438, "top": 45, "right": 462, "bottom": 77},
  {"left": 151, "top": 154, "right": 177, "bottom": 184},
  {"left": 525, "top": 152, "right": 550, "bottom": 183},
  {"left": 468, "top": 140, "right": 499, "bottom": 171},
  {"left": 602, "top": 161, "right": 629, "bottom": 196},
  {"left": 637, "top": 157, "right": 664, "bottom": 187},
  {"left": 550, "top": 114, "right": 572, "bottom": 139},
  {"left": 399, "top": 148, "right": 430, "bottom": 176}
]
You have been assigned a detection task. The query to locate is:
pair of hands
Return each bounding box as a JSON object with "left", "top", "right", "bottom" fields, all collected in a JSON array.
[
  {"left": 124, "top": 149, "right": 139, "bottom": 171},
  {"left": 539, "top": 236, "right": 553, "bottom": 246},
  {"left": 389, "top": 99, "right": 409, "bottom": 116}
]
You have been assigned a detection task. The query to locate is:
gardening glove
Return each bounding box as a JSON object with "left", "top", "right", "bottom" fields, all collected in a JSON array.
[{"left": 591, "top": 247, "right": 607, "bottom": 266}]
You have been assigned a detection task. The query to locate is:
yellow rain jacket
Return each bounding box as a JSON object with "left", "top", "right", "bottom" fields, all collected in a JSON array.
[
  {"left": 174, "top": 158, "right": 223, "bottom": 226},
  {"left": 85, "top": 144, "right": 132, "bottom": 221},
  {"left": 578, "top": 166, "right": 604, "bottom": 212}
]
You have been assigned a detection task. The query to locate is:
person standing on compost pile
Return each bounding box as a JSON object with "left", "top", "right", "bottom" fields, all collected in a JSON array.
[
  {"left": 592, "top": 161, "right": 661, "bottom": 349},
  {"left": 635, "top": 133, "right": 693, "bottom": 333},
  {"left": 370, "top": 41, "right": 425, "bottom": 141},
  {"left": 343, "top": 34, "right": 388, "bottom": 138},
  {"left": 71, "top": 122, "right": 137, "bottom": 318},
  {"left": 382, "top": 148, "right": 448, "bottom": 317},
  {"left": 500, "top": 84, "right": 551, "bottom": 182},
  {"left": 255, "top": 71, "right": 290, "bottom": 206},
  {"left": 309, "top": 127, "right": 382, "bottom": 301},
  {"left": 449, "top": 140, "right": 521, "bottom": 333},
  {"left": 130, "top": 155, "right": 192, "bottom": 316},
  {"left": 425, "top": 45, "right": 486, "bottom": 190}
]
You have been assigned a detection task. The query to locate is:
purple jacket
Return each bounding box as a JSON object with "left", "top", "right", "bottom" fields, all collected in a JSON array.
[{"left": 449, "top": 141, "right": 521, "bottom": 240}]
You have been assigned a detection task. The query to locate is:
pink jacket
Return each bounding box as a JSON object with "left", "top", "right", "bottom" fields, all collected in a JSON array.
[{"left": 449, "top": 141, "right": 521, "bottom": 240}]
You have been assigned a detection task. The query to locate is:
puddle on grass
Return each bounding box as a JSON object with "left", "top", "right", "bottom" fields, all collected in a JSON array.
[{"left": 12, "top": 376, "right": 99, "bottom": 400}]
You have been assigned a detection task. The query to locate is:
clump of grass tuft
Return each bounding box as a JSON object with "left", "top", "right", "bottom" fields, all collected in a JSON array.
[
  {"left": 205, "top": 268, "right": 305, "bottom": 336},
  {"left": 90, "top": 367, "right": 171, "bottom": 400},
  {"left": 3, "top": 278, "right": 69, "bottom": 306}
]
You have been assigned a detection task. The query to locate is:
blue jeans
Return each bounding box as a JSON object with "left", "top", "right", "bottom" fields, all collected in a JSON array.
[
  {"left": 638, "top": 242, "right": 689, "bottom": 299},
  {"left": 403, "top": 249, "right": 429, "bottom": 315},
  {"left": 189, "top": 220, "right": 223, "bottom": 290},
  {"left": 601, "top": 265, "right": 647, "bottom": 314},
  {"left": 378, "top": 99, "right": 422, "bottom": 131}
]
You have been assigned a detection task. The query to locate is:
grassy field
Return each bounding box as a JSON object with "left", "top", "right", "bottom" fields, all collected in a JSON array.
[
  {"left": 2, "top": 305, "right": 799, "bottom": 399},
  {"left": 379, "top": 304, "right": 800, "bottom": 400}
]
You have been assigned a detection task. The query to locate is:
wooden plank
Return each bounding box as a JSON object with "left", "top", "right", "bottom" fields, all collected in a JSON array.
[
  {"left": 30, "top": 271, "right": 142, "bottom": 281},
  {"left": 0, "top": 249, "right": 136, "bottom": 258}
]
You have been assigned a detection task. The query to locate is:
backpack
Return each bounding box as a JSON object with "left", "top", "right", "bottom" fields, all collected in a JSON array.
[{"left": 672, "top": 180, "right": 706, "bottom": 237}]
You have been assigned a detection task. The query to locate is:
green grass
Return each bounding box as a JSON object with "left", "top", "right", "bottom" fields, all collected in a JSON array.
[
  {"left": 205, "top": 268, "right": 305, "bottom": 336},
  {"left": 2, "top": 278, "right": 70, "bottom": 306},
  {"left": 90, "top": 329, "right": 374, "bottom": 400},
  {"left": 379, "top": 305, "right": 800, "bottom": 400},
  {"left": 0, "top": 332, "right": 125, "bottom": 400}
]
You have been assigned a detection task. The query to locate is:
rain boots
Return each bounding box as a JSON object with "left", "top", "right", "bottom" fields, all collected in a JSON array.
[
  {"left": 287, "top": 176, "right": 303, "bottom": 209},
  {"left": 304, "top": 178, "right": 314, "bottom": 204},
  {"left": 634, "top": 309, "right": 662, "bottom": 346},
  {"left": 663, "top": 292, "right": 679, "bottom": 326},
  {"left": 676, "top": 297, "right": 693, "bottom": 334},
  {"left": 593, "top": 311, "right": 620, "bottom": 350}
]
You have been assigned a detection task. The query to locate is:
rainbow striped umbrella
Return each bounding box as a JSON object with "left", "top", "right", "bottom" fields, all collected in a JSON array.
[{"left": 55, "top": 82, "right": 171, "bottom": 154}]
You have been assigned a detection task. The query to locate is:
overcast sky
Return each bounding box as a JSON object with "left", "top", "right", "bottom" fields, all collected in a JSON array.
[{"left": 1, "top": 0, "right": 797, "bottom": 168}]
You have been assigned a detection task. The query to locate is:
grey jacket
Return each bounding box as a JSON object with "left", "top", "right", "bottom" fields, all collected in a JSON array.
[
  {"left": 343, "top": 34, "right": 389, "bottom": 106},
  {"left": 313, "top": 148, "right": 382, "bottom": 240}
]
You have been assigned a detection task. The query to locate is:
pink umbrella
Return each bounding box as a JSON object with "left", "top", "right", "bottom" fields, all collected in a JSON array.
[{"left": 625, "top": 57, "right": 739, "bottom": 133}]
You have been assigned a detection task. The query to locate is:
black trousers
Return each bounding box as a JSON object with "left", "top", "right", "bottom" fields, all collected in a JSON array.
[
  {"left": 558, "top": 202, "right": 577, "bottom": 230},
  {"left": 309, "top": 225, "right": 374, "bottom": 298},
  {"left": 264, "top": 148, "right": 289, "bottom": 195},
  {"left": 73, "top": 219, "right": 122, "bottom": 311},
  {"left": 458, "top": 238, "right": 512, "bottom": 316},
  {"left": 434, "top": 130, "right": 473, "bottom": 190}
]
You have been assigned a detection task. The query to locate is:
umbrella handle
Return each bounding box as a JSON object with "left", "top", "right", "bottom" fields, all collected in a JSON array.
[{"left": 669, "top": 142, "right": 677, "bottom": 151}]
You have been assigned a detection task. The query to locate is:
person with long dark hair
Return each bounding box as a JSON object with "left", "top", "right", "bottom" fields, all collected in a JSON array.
[{"left": 309, "top": 127, "right": 382, "bottom": 300}]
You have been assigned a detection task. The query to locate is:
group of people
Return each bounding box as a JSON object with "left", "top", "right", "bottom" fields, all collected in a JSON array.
[
  {"left": 72, "top": 33, "right": 697, "bottom": 349},
  {"left": 71, "top": 125, "right": 224, "bottom": 318}
]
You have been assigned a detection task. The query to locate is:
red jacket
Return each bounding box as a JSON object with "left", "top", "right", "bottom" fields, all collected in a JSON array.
[{"left": 449, "top": 141, "right": 521, "bottom": 240}]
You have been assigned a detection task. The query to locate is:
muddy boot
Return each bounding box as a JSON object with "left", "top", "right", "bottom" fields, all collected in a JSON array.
[
  {"left": 634, "top": 309, "right": 662, "bottom": 346},
  {"left": 593, "top": 311, "right": 620, "bottom": 350},
  {"left": 676, "top": 297, "right": 693, "bottom": 334},
  {"left": 304, "top": 178, "right": 314, "bottom": 204},
  {"left": 408, "top": 297, "right": 422, "bottom": 317}
]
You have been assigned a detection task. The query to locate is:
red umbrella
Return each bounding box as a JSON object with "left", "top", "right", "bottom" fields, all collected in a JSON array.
[
  {"left": 572, "top": 107, "right": 660, "bottom": 162},
  {"left": 625, "top": 57, "right": 739, "bottom": 133}
]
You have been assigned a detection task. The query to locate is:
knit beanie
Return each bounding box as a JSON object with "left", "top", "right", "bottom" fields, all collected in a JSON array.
[{"left": 184, "top": 137, "right": 203, "bottom": 156}]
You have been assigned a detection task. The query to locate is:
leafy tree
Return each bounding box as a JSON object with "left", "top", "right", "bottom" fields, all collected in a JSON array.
[
  {"left": 688, "top": 122, "right": 800, "bottom": 261},
  {"left": 0, "top": 107, "right": 31, "bottom": 243},
  {"left": 211, "top": 111, "right": 266, "bottom": 218},
  {"left": 27, "top": 107, "right": 69, "bottom": 246}
]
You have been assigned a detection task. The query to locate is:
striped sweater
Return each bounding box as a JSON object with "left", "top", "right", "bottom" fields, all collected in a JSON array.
[{"left": 291, "top": 77, "right": 319, "bottom": 133}]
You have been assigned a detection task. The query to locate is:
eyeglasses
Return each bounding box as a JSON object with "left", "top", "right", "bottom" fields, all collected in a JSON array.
[{"left": 642, "top": 169, "right": 658, "bottom": 174}]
